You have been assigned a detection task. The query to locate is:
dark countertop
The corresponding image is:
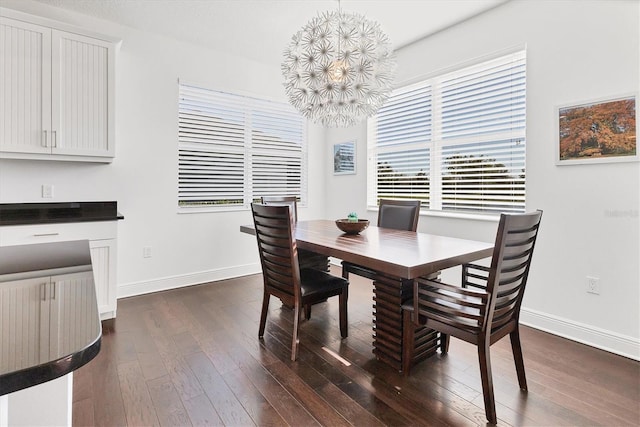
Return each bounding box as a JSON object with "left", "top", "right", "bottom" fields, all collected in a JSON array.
[
  {"left": 0, "top": 201, "right": 123, "bottom": 226},
  {"left": 0, "top": 240, "right": 102, "bottom": 396}
]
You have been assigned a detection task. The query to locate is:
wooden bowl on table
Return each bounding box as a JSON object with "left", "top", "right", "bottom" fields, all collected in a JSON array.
[{"left": 335, "top": 219, "right": 370, "bottom": 235}]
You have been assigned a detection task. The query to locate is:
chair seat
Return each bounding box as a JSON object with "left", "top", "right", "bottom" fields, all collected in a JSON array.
[{"left": 300, "top": 268, "right": 349, "bottom": 298}]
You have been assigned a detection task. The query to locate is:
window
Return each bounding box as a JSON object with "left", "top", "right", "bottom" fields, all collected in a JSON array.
[
  {"left": 178, "top": 82, "right": 307, "bottom": 210},
  {"left": 367, "top": 50, "right": 526, "bottom": 215}
]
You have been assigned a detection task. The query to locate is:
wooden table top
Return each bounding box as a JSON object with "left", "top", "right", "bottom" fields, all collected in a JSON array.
[{"left": 241, "top": 219, "right": 494, "bottom": 279}]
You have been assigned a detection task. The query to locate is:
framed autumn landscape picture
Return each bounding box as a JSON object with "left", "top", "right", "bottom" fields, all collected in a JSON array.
[{"left": 557, "top": 95, "right": 637, "bottom": 165}]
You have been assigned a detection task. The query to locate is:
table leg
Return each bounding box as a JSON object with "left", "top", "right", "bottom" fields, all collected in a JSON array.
[{"left": 372, "top": 274, "right": 439, "bottom": 371}]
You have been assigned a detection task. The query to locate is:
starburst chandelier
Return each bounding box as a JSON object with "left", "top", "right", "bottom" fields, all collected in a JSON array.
[{"left": 282, "top": 2, "right": 396, "bottom": 127}]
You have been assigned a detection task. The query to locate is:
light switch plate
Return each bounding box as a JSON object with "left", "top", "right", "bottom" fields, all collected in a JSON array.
[{"left": 42, "top": 185, "right": 54, "bottom": 198}]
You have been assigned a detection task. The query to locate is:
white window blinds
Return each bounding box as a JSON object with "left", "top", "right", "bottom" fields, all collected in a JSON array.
[
  {"left": 178, "top": 82, "right": 306, "bottom": 209},
  {"left": 368, "top": 50, "right": 526, "bottom": 215},
  {"left": 368, "top": 82, "right": 432, "bottom": 206}
]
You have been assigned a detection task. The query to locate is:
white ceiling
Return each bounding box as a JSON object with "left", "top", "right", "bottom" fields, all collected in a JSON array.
[{"left": 32, "top": 0, "right": 506, "bottom": 67}]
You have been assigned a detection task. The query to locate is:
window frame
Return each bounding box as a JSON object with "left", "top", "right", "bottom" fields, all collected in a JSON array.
[
  {"left": 367, "top": 49, "right": 527, "bottom": 218},
  {"left": 177, "top": 81, "right": 308, "bottom": 213}
]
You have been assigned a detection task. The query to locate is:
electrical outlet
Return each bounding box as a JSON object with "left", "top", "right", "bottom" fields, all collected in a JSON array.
[
  {"left": 586, "top": 276, "right": 600, "bottom": 294},
  {"left": 143, "top": 246, "right": 152, "bottom": 258},
  {"left": 42, "top": 184, "right": 54, "bottom": 198}
]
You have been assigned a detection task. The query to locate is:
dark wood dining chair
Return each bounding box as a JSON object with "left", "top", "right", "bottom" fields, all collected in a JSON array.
[
  {"left": 251, "top": 203, "right": 349, "bottom": 361},
  {"left": 342, "top": 198, "right": 421, "bottom": 281},
  {"left": 261, "top": 195, "right": 328, "bottom": 316},
  {"left": 401, "top": 210, "right": 543, "bottom": 424}
]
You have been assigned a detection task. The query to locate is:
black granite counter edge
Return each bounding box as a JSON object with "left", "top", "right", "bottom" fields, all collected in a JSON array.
[
  {"left": 0, "top": 335, "right": 101, "bottom": 396},
  {"left": 0, "top": 202, "right": 124, "bottom": 226}
]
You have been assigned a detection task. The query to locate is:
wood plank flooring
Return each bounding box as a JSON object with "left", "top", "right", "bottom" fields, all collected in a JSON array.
[{"left": 73, "top": 267, "right": 640, "bottom": 426}]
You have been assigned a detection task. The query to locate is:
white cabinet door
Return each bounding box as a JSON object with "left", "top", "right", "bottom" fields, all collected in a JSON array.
[
  {"left": 0, "top": 14, "right": 115, "bottom": 161},
  {"left": 0, "top": 277, "right": 46, "bottom": 374},
  {"left": 0, "top": 17, "right": 51, "bottom": 154},
  {"left": 89, "top": 239, "right": 116, "bottom": 319},
  {"left": 51, "top": 30, "right": 114, "bottom": 158},
  {"left": 49, "top": 271, "right": 97, "bottom": 357}
]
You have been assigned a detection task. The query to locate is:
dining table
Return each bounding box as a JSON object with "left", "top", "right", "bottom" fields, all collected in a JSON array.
[{"left": 241, "top": 219, "right": 494, "bottom": 371}]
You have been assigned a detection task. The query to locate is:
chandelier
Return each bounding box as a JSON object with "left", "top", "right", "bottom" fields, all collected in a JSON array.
[{"left": 282, "top": 3, "right": 396, "bottom": 127}]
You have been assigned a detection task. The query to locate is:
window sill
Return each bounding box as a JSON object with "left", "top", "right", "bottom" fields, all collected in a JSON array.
[
  {"left": 178, "top": 204, "right": 308, "bottom": 214},
  {"left": 177, "top": 205, "right": 247, "bottom": 214},
  {"left": 366, "top": 207, "right": 500, "bottom": 222},
  {"left": 421, "top": 210, "right": 500, "bottom": 222}
]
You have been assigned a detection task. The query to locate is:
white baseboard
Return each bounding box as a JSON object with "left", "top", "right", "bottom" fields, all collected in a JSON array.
[
  {"left": 333, "top": 257, "right": 639, "bottom": 360},
  {"left": 117, "top": 263, "right": 261, "bottom": 299},
  {"left": 520, "top": 307, "right": 639, "bottom": 361}
]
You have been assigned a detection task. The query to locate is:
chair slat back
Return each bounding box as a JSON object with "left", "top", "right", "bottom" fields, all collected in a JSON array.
[
  {"left": 251, "top": 203, "right": 300, "bottom": 300},
  {"left": 261, "top": 196, "right": 298, "bottom": 223},
  {"left": 377, "top": 199, "right": 421, "bottom": 231},
  {"left": 485, "top": 210, "right": 543, "bottom": 332},
  {"left": 415, "top": 279, "right": 489, "bottom": 333}
]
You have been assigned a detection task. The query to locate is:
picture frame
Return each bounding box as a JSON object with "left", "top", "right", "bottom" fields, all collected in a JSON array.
[
  {"left": 556, "top": 94, "right": 637, "bottom": 165},
  {"left": 333, "top": 140, "right": 356, "bottom": 175}
]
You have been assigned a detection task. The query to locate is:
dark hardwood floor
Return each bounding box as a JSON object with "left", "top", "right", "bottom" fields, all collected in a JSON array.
[{"left": 73, "top": 267, "right": 640, "bottom": 426}]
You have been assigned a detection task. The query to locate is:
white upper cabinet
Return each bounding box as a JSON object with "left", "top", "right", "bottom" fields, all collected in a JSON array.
[
  {"left": 0, "top": 17, "right": 51, "bottom": 155},
  {"left": 0, "top": 13, "right": 116, "bottom": 162},
  {"left": 51, "top": 30, "right": 113, "bottom": 158}
]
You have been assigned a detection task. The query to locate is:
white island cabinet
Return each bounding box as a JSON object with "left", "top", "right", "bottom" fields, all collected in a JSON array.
[
  {"left": 0, "top": 220, "right": 118, "bottom": 320},
  {"left": 0, "top": 8, "right": 117, "bottom": 162}
]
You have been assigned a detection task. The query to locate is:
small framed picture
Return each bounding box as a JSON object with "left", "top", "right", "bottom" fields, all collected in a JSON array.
[
  {"left": 556, "top": 94, "right": 637, "bottom": 165},
  {"left": 333, "top": 141, "right": 356, "bottom": 175}
]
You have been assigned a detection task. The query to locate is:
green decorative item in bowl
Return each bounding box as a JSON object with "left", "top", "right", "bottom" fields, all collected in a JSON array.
[{"left": 335, "top": 218, "right": 370, "bottom": 234}]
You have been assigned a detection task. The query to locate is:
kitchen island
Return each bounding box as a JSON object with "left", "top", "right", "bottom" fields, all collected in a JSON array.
[{"left": 0, "top": 240, "right": 101, "bottom": 426}]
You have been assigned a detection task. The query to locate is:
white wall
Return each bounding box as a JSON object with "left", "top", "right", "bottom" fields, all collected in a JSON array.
[
  {"left": 1, "top": 0, "right": 638, "bottom": 359},
  {"left": 325, "top": 0, "right": 640, "bottom": 359},
  {"left": 0, "top": 0, "right": 327, "bottom": 296}
]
